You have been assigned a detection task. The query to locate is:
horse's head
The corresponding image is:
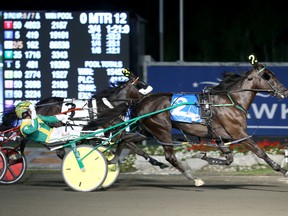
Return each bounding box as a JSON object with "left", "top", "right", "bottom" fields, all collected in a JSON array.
[
  {"left": 249, "top": 54, "right": 288, "bottom": 99},
  {"left": 84, "top": 69, "right": 153, "bottom": 133},
  {"left": 94, "top": 69, "right": 153, "bottom": 108},
  {"left": 122, "top": 68, "right": 153, "bottom": 96}
]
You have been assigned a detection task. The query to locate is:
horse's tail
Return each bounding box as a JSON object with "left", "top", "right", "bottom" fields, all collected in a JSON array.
[{"left": 0, "top": 106, "right": 20, "bottom": 131}]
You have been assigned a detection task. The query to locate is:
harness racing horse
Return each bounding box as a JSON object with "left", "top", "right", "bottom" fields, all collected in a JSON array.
[
  {"left": 92, "top": 55, "right": 288, "bottom": 185},
  {"left": 135, "top": 55, "right": 288, "bottom": 180},
  {"left": 0, "top": 69, "right": 167, "bottom": 169}
]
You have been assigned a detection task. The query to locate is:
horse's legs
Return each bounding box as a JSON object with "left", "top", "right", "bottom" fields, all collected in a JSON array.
[
  {"left": 107, "top": 132, "right": 143, "bottom": 164},
  {"left": 125, "top": 142, "right": 169, "bottom": 169},
  {"left": 106, "top": 142, "right": 123, "bottom": 164},
  {"left": 162, "top": 145, "right": 204, "bottom": 186},
  {"left": 139, "top": 115, "right": 204, "bottom": 186},
  {"left": 242, "top": 138, "right": 288, "bottom": 176},
  {"left": 201, "top": 140, "right": 234, "bottom": 165},
  {"left": 108, "top": 132, "right": 169, "bottom": 169}
]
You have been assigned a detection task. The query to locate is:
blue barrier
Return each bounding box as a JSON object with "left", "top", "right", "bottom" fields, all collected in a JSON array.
[{"left": 146, "top": 63, "right": 288, "bottom": 136}]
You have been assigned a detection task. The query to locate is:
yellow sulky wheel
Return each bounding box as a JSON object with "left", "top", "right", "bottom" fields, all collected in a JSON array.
[
  {"left": 98, "top": 146, "right": 120, "bottom": 189},
  {"left": 62, "top": 145, "right": 108, "bottom": 192}
]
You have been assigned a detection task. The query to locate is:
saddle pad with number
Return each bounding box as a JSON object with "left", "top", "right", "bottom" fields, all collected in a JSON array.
[
  {"left": 170, "top": 94, "right": 202, "bottom": 123},
  {"left": 61, "top": 98, "right": 97, "bottom": 125}
]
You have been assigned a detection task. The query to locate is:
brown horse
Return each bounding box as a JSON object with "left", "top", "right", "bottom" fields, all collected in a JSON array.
[
  {"left": 91, "top": 55, "right": 288, "bottom": 186},
  {"left": 135, "top": 55, "right": 288, "bottom": 181},
  {"left": 0, "top": 69, "right": 168, "bottom": 169}
]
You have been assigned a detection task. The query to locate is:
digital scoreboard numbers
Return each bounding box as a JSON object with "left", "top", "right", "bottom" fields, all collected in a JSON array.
[{"left": 0, "top": 11, "right": 130, "bottom": 110}]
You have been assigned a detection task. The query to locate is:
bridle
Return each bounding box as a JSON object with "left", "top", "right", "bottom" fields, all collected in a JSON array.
[
  {"left": 255, "top": 65, "right": 286, "bottom": 98},
  {"left": 131, "top": 77, "right": 139, "bottom": 85}
]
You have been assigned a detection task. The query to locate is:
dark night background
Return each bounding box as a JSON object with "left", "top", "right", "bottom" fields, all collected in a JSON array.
[{"left": 3, "top": 0, "right": 288, "bottom": 62}]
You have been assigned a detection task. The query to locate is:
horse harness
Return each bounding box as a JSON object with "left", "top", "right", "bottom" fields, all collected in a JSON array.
[{"left": 196, "top": 90, "right": 250, "bottom": 145}]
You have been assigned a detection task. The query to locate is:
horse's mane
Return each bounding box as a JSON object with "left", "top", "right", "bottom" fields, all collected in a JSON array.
[
  {"left": 83, "top": 103, "right": 129, "bottom": 130},
  {"left": 209, "top": 70, "right": 248, "bottom": 93},
  {"left": 148, "top": 92, "right": 173, "bottom": 97},
  {"left": 92, "top": 83, "right": 126, "bottom": 100},
  {"left": 135, "top": 92, "right": 172, "bottom": 102}
]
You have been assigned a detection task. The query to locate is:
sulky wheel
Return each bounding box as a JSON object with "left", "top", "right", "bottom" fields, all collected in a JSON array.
[
  {"left": 0, "top": 146, "right": 27, "bottom": 184},
  {"left": 98, "top": 146, "right": 120, "bottom": 189},
  {"left": 62, "top": 145, "right": 108, "bottom": 192},
  {"left": 0, "top": 150, "right": 7, "bottom": 181}
]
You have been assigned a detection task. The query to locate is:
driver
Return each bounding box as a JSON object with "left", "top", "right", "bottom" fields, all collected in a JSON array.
[{"left": 15, "top": 101, "right": 103, "bottom": 144}]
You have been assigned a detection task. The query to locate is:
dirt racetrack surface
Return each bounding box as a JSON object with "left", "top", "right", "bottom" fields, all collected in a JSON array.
[{"left": 1, "top": 171, "right": 288, "bottom": 216}]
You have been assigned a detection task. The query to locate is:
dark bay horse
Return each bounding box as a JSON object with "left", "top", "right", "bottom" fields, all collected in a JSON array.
[
  {"left": 0, "top": 69, "right": 167, "bottom": 169},
  {"left": 135, "top": 55, "right": 288, "bottom": 179},
  {"left": 90, "top": 55, "right": 288, "bottom": 186}
]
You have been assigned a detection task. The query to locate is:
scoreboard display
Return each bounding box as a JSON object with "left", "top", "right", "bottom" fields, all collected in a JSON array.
[{"left": 0, "top": 11, "right": 132, "bottom": 112}]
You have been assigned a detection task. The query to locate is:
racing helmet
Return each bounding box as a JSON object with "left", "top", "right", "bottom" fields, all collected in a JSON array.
[{"left": 15, "top": 101, "right": 31, "bottom": 118}]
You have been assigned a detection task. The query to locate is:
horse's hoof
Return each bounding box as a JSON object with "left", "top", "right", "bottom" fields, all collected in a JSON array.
[
  {"left": 160, "top": 163, "right": 169, "bottom": 169},
  {"left": 284, "top": 171, "right": 288, "bottom": 177},
  {"left": 107, "top": 159, "right": 119, "bottom": 165},
  {"left": 194, "top": 178, "right": 205, "bottom": 187}
]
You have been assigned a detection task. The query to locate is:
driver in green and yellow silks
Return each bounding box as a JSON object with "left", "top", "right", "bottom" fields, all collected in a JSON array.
[{"left": 15, "top": 101, "right": 103, "bottom": 143}]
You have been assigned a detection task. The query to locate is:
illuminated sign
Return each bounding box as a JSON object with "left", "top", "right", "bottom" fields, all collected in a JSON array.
[{"left": 0, "top": 11, "right": 131, "bottom": 110}]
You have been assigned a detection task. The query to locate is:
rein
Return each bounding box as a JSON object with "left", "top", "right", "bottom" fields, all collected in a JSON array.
[
  {"left": 132, "top": 77, "right": 139, "bottom": 85},
  {"left": 59, "top": 108, "right": 83, "bottom": 115},
  {"left": 230, "top": 89, "right": 274, "bottom": 93},
  {"left": 213, "top": 93, "right": 248, "bottom": 115}
]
